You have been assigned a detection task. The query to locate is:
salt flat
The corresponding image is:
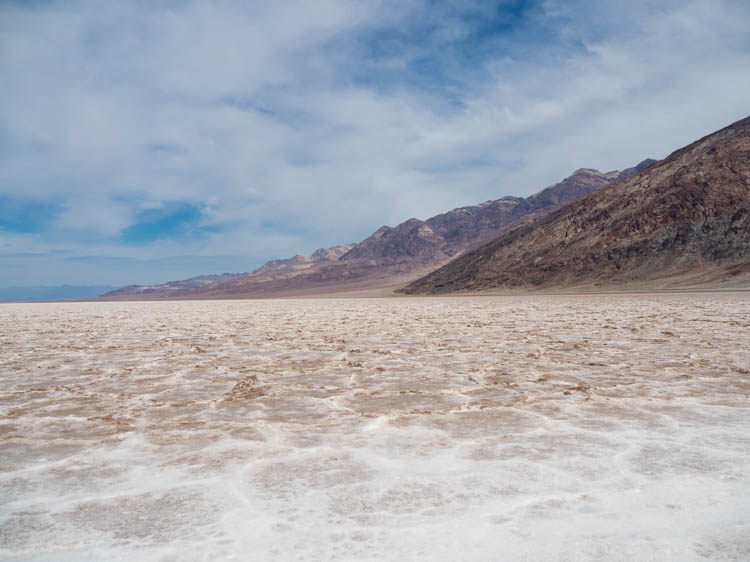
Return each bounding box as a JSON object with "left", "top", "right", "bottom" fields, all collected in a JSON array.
[{"left": 1, "top": 294, "right": 749, "bottom": 561}]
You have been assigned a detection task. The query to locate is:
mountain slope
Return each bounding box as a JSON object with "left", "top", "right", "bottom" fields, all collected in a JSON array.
[
  {"left": 338, "top": 162, "right": 655, "bottom": 266},
  {"left": 402, "top": 116, "right": 750, "bottom": 294}
]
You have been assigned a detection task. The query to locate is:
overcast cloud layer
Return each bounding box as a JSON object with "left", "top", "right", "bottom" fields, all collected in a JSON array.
[{"left": 1, "top": 0, "right": 749, "bottom": 286}]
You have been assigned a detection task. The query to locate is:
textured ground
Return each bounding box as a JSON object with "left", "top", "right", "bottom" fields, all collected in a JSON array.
[{"left": 1, "top": 294, "right": 749, "bottom": 561}]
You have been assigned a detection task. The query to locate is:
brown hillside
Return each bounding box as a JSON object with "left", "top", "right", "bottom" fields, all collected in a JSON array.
[{"left": 402, "top": 116, "right": 750, "bottom": 293}]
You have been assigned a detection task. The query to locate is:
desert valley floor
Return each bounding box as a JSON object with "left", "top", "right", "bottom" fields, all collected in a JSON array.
[{"left": 1, "top": 294, "right": 749, "bottom": 560}]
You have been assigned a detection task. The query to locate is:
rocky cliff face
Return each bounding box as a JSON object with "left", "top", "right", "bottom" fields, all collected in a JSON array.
[
  {"left": 251, "top": 255, "right": 314, "bottom": 276},
  {"left": 424, "top": 197, "right": 524, "bottom": 250},
  {"left": 616, "top": 158, "right": 659, "bottom": 182},
  {"left": 249, "top": 244, "right": 357, "bottom": 277},
  {"left": 340, "top": 219, "right": 450, "bottom": 264},
  {"left": 402, "top": 118, "right": 750, "bottom": 293},
  {"left": 311, "top": 244, "right": 356, "bottom": 261}
]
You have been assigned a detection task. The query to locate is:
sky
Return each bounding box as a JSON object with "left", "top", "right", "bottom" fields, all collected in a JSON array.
[{"left": 1, "top": 0, "right": 749, "bottom": 288}]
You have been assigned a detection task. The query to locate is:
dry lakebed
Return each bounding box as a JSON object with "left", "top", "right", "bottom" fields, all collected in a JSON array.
[{"left": 1, "top": 293, "right": 749, "bottom": 560}]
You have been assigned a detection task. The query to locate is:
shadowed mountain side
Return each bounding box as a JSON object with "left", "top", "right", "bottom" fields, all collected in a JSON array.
[{"left": 402, "top": 116, "right": 750, "bottom": 294}]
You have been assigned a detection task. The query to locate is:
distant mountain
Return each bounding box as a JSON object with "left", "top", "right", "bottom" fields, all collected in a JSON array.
[
  {"left": 101, "top": 273, "right": 246, "bottom": 297},
  {"left": 0, "top": 285, "right": 117, "bottom": 302},
  {"left": 250, "top": 244, "right": 356, "bottom": 277},
  {"left": 339, "top": 219, "right": 452, "bottom": 264},
  {"left": 102, "top": 244, "right": 356, "bottom": 297},
  {"left": 99, "top": 160, "right": 655, "bottom": 299},
  {"left": 311, "top": 244, "right": 357, "bottom": 261},
  {"left": 402, "top": 116, "right": 750, "bottom": 293}
]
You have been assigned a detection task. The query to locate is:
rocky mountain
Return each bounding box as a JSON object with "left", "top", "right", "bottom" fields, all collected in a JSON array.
[
  {"left": 251, "top": 244, "right": 357, "bottom": 276},
  {"left": 99, "top": 159, "right": 655, "bottom": 299},
  {"left": 615, "top": 158, "right": 658, "bottom": 182},
  {"left": 250, "top": 255, "right": 314, "bottom": 275},
  {"left": 339, "top": 219, "right": 451, "bottom": 264},
  {"left": 311, "top": 244, "right": 357, "bottom": 261},
  {"left": 402, "top": 116, "right": 750, "bottom": 294},
  {"left": 338, "top": 161, "right": 655, "bottom": 264}
]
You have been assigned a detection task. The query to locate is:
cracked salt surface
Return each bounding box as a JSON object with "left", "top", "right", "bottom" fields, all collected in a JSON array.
[{"left": 0, "top": 294, "right": 749, "bottom": 560}]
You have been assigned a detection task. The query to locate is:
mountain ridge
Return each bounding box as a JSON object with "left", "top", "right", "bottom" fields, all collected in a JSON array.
[
  {"left": 402, "top": 116, "right": 750, "bottom": 294},
  {"left": 100, "top": 159, "right": 657, "bottom": 299}
]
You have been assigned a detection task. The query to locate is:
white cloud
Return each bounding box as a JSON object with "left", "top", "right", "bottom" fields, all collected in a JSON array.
[{"left": 0, "top": 0, "right": 748, "bottom": 285}]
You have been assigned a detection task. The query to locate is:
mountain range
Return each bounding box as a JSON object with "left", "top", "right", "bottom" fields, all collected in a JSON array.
[
  {"left": 101, "top": 159, "right": 655, "bottom": 299},
  {"left": 99, "top": 115, "right": 750, "bottom": 299},
  {"left": 403, "top": 115, "right": 750, "bottom": 293},
  {"left": 103, "top": 273, "right": 247, "bottom": 297}
]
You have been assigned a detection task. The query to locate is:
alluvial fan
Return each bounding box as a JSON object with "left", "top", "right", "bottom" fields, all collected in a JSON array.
[{"left": 1, "top": 295, "right": 749, "bottom": 561}]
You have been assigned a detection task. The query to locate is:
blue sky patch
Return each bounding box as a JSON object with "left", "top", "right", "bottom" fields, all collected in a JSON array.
[
  {"left": 121, "top": 202, "right": 210, "bottom": 245},
  {"left": 0, "top": 196, "right": 61, "bottom": 234}
]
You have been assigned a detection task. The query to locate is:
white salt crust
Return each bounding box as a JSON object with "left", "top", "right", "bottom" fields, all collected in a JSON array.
[{"left": 0, "top": 294, "right": 749, "bottom": 560}]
